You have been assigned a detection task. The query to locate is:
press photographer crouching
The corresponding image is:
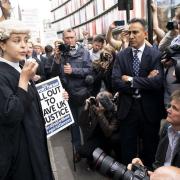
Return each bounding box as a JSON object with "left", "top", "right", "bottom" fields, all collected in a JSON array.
[{"left": 78, "top": 91, "right": 120, "bottom": 167}]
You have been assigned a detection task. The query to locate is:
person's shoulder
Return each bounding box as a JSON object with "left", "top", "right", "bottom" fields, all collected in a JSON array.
[
  {"left": 159, "top": 121, "right": 170, "bottom": 139},
  {"left": 79, "top": 44, "right": 91, "bottom": 57},
  {"left": 77, "top": 43, "right": 87, "bottom": 52},
  {"left": 117, "top": 47, "right": 131, "bottom": 56},
  {"left": 145, "top": 45, "right": 162, "bottom": 57},
  {"left": 40, "top": 55, "right": 48, "bottom": 61}
]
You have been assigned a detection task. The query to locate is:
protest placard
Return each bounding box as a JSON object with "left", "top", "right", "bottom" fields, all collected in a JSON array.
[{"left": 36, "top": 76, "right": 74, "bottom": 138}]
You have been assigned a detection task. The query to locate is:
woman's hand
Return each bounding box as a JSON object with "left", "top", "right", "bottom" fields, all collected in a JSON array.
[
  {"left": 62, "top": 89, "right": 69, "bottom": 101},
  {"left": 19, "top": 59, "right": 38, "bottom": 91},
  {"left": 22, "top": 59, "right": 38, "bottom": 80}
]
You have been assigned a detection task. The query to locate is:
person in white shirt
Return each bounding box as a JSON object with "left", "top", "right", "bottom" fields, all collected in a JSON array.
[{"left": 89, "top": 35, "right": 105, "bottom": 61}]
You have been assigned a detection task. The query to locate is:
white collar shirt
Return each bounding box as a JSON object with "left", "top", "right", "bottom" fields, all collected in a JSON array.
[
  {"left": 164, "top": 125, "right": 180, "bottom": 166},
  {"left": 0, "top": 57, "right": 21, "bottom": 73},
  {"left": 132, "top": 43, "right": 145, "bottom": 62}
]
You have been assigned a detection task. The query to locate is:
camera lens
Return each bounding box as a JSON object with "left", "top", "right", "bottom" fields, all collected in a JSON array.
[
  {"left": 93, "top": 148, "right": 127, "bottom": 180},
  {"left": 93, "top": 148, "right": 150, "bottom": 180},
  {"left": 110, "top": 161, "right": 127, "bottom": 180},
  {"left": 99, "top": 155, "right": 114, "bottom": 176},
  {"left": 93, "top": 148, "right": 106, "bottom": 168}
]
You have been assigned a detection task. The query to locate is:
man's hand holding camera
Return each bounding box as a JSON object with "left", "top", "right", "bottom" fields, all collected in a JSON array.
[
  {"left": 92, "top": 104, "right": 105, "bottom": 115},
  {"left": 85, "top": 97, "right": 105, "bottom": 116},
  {"left": 128, "top": 158, "right": 152, "bottom": 178},
  {"left": 64, "top": 63, "right": 72, "bottom": 74},
  {"left": 127, "top": 158, "right": 144, "bottom": 170}
]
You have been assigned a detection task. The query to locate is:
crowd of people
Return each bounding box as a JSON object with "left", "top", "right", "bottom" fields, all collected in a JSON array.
[{"left": 0, "top": 1, "right": 180, "bottom": 180}]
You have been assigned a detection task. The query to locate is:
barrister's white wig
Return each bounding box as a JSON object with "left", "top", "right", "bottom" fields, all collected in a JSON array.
[{"left": 0, "top": 19, "right": 30, "bottom": 41}]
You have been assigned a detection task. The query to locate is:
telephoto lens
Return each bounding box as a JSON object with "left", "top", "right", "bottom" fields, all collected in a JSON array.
[
  {"left": 93, "top": 148, "right": 150, "bottom": 180},
  {"left": 93, "top": 148, "right": 126, "bottom": 180}
]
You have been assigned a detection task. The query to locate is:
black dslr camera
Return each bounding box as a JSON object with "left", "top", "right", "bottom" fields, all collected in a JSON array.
[
  {"left": 161, "top": 45, "right": 180, "bottom": 83},
  {"left": 88, "top": 91, "right": 115, "bottom": 112},
  {"left": 58, "top": 44, "right": 70, "bottom": 53},
  {"left": 166, "top": 21, "right": 179, "bottom": 30},
  {"left": 93, "top": 148, "right": 149, "bottom": 180}
]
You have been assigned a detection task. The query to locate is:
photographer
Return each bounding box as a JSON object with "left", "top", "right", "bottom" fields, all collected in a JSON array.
[
  {"left": 159, "top": 5, "right": 180, "bottom": 52},
  {"left": 78, "top": 91, "right": 120, "bottom": 165},
  {"left": 162, "top": 43, "right": 180, "bottom": 107},
  {"left": 54, "top": 28, "right": 92, "bottom": 162},
  {"left": 92, "top": 44, "right": 116, "bottom": 95},
  {"left": 128, "top": 90, "right": 180, "bottom": 174}
]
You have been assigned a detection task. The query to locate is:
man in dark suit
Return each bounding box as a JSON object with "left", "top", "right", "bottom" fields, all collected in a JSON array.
[{"left": 112, "top": 18, "right": 165, "bottom": 167}]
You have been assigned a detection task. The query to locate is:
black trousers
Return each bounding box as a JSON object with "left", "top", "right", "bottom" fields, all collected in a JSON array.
[
  {"left": 119, "top": 99, "right": 160, "bottom": 168},
  {"left": 69, "top": 102, "right": 83, "bottom": 152}
]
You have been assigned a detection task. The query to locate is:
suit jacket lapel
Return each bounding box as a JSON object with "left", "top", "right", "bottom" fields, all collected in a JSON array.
[
  {"left": 157, "top": 134, "right": 169, "bottom": 163},
  {"left": 126, "top": 47, "right": 134, "bottom": 76},
  {"left": 139, "top": 45, "right": 151, "bottom": 77}
]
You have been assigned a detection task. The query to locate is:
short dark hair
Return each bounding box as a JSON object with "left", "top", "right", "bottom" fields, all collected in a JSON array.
[
  {"left": 93, "top": 35, "right": 105, "bottom": 44},
  {"left": 45, "top": 45, "right": 53, "bottom": 53},
  {"left": 129, "top": 18, "right": 147, "bottom": 29},
  {"left": 63, "top": 28, "right": 76, "bottom": 38}
]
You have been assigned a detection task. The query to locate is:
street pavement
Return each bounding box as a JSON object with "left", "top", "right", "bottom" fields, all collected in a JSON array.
[{"left": 48, "top": 128, "right": 110, "bottom": 180}]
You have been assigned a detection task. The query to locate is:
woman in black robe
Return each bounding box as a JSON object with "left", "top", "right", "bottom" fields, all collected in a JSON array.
[{"left": 0, "top": 20, "right": 54, "bottom": 180}]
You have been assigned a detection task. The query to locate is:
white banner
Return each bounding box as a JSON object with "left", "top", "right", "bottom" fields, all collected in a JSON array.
[{"left": 36, "top": 76, "right": 74, "bottom": 138}]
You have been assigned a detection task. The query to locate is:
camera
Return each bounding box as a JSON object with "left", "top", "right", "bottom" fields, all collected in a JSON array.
[
  {"left": 93, "top": 148, "right": 149, "bottom": 180},
  {"left": 166, "top": 21, "right": 178, "bottom": 30},
  {"left": 161, "top": 45, "right": 180, "bottom": 83},
  {"left": 87, "top": 91, "right": 115, "bottom": 112},
  {"left": 114, "top": 20, "right": 125, "bottom": 26},
  {"left": 96, "top": 91, "right": 115, "bottom": 111},
  {"left": 88, "top": 96, "right": 97, "bottom": 106},
  {"left": 58, "top": 44, "right": 70, "bottom": 53}
]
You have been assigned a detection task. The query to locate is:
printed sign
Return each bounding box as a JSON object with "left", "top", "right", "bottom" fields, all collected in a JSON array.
[{"left": 36, "top": 76, "right": 74, "bottom": 138}]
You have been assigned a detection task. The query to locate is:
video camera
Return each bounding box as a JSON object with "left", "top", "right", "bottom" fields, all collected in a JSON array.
[{"left": 93, "top": 148, "right": 149, "bottom": 180}]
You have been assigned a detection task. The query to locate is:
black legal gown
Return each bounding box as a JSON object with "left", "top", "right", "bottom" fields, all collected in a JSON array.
[{"left": 0, "top": 62, "right": 54, "bottom": 180}]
